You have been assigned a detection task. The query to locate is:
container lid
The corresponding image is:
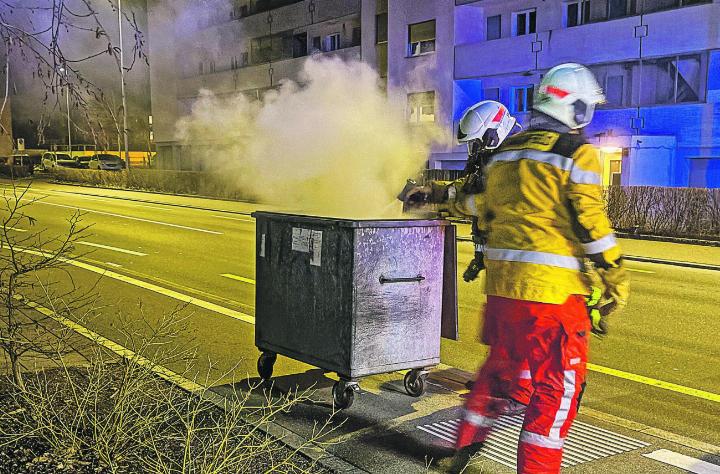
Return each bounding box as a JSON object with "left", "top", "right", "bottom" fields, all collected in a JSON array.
[{"left": 251, "top": 211, "right": 449, "bottom": 228}]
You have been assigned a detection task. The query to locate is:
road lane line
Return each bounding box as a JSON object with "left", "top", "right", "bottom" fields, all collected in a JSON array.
[
  {"left": 77, "top": 241, "right": 148, "bottom": 256},
  {"left": 14, "top": 247, "right": 255, "bottom": 325},
  {"left": 35, "top": 201, "right": 223, "bottom": 235},
  {"left": 643, "top": 449, "right": 720, "bottom": 473},
  {"left": 221, "top": 273, "right": 256, "bottom": 285},
  {"left": 214, "top": 215, "right": 254, "bottom": 222},
  {"left": 104, "top": 262, "right": 122, "bottom": 268},
  {"left": 587, "top": 363, "right": 720, "bottom": 403},
  {"left": 22, "top": 298, "right": 205, "bottom": 393},
  {"left": 627, "top": 268, "right": 655, "bottom": 274}
]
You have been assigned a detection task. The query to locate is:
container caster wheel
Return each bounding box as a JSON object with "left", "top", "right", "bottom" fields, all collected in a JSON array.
[
  {"left": 257, "top": 352, "right": 276, "bottom": 380},
  {"left": 332, "top": 381, "right": 356, "bottom": 410},
  {"left": 404, "top": 369, "right": 427, "bottom": 397}
]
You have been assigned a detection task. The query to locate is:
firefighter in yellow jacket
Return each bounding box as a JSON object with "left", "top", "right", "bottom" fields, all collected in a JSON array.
[{"left": 406, "top": 63, "right": 629, "bottom": 473}]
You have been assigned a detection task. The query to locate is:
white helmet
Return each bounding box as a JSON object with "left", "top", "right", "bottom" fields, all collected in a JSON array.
[
  {"left": 533, "top": 63, "right": 605, "bottom": 129},
  {"left": 457, "top": 100, "right": 517, "bottom": 151}
]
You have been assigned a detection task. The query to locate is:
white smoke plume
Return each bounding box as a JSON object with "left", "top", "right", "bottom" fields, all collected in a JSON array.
[{"left": 175, "top": 56, "right": 439, "bottom": 219}]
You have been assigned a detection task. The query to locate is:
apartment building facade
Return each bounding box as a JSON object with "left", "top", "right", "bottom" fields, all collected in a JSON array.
[
  {"left": 148, "top": 0, "right": 361, "bottom": 169},
  {"left": 445, "top": 0, "right": 720, "bottom": 187}
]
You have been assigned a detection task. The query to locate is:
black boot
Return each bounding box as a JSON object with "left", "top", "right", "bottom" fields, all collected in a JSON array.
[{"left": 447, "top": 442, "right": 484, "bottom": 473}]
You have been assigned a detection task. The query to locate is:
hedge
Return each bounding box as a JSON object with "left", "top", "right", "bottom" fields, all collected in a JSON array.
[
  {"left": 49, "top": 168, "right": 720, "bottom": 240},
  {"left": 51, "top": 168, "right": 257, "bottom": 202}
]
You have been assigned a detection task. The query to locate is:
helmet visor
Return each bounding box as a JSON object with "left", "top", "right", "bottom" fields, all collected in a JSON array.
[{"left": 573, "top": 100, "right": 596, "bottom": 128}]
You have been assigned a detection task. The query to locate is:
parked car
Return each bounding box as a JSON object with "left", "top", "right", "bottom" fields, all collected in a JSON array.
[
  {"left": 87, "top": 154, "right": 126, "bottom": 171},
  {"left": 41, "top": 152, "right": 75, "bottom": 170},
  {"left": 0, "top": 154, "right": 33, "bottom": 177}
]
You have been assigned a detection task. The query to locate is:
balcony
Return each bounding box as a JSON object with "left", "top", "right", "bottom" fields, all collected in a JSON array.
[
  {"left": 455, "top": 2, "right": 720, "bottom": 78},
  {"left": 177, "top": 46, "right": 361, "bottom": 98}
]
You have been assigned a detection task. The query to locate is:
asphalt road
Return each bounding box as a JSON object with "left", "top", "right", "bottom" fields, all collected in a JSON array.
[{"left": 2, "top": 179, "right": 719, "bottom": 472}]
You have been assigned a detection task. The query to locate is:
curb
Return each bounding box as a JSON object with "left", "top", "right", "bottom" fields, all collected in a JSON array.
[
  {"left": 616, "top": 232, "right": 720, "bottom": 247},
  {"left": 623, "top": 255, "right": 720, "bottom": 272},
  {"left": 31, "top": 295, "right": 365, "bottom": 474},
  {"left": 41, "top": 180, "right": 257, "bottom": 216},
  {"left": 457, "top": 236, "right": 720, "bottom": 271}
]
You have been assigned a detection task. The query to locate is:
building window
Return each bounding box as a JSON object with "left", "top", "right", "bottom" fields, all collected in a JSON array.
[
  {"left": 209, "top": 60, "right": 216, "bottom": 73},
  {"left": 293, "top": 32, "right": 308, "bottom": 58},
  {"left": 607, "top": 0, "right": 629, "bottom": 19},
  {"left": 198, "top": 62, "right": 204, "bottom": 75},
  {"left": 312, "top": 36, "right": 321, "bottom": 52},
  {"left": 591, "top": 61, "right": 634, "bottom": 108},
  {"left": 487, "top": 15, "right": 501, "bottom": 40},
  {"left": 605, "top": 75, "right": 625, "bottom": 106},
  {"left": 231, "top": 56, "right": 239, "bottom": 70},
  {"left": 324, "top": 33, "right": 341, "bottom": 52},
  {"left": 408, "top": 91, "right": 436, "bottom": 123},
  {"left": 512, "top": 9, "right": 536, "bottom": 36},
  {"left": 352, "top": 27, "right": 361, "bottom": 46},
  {"left": 408, "top": 20, "right": 436, "bottom": 57},
  {"left": 641, "top": 0, "right": 712, "bottom": 13},
  {"left": 376, "top": 13, "right": 388, "bottom": 44},
  {"left": 483, "top": 87, "right": 500, "bottom": 102},
  {"left": 251, "top": 31, "right": 294, "bottom": 64},
  {"left": 511, "top": 85, "right": 534, "bottom": 113},
  {"left": 565, "top": 1, "right": 591, "bottom": 27},
  {"left": 641, "top": 54, "right": 704, "bottom": 105}
]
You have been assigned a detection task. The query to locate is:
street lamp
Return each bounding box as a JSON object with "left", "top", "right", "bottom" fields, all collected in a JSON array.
[
  {"left": 59, "top": 66, "right": 72, "bottom": 156},
  {"left": 117, "top": 0, "right": 130, "bottom": 167}
]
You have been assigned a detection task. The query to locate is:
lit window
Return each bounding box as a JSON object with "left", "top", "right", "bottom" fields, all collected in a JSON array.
[
  {"left": 408, "top": 20, "right": 436, "bottom": 57},
  {"left": 408, "top": 91, "right": 436, "bottom": 123},
  {"left": 324, "top": 33, "right": 341, "bottom": 52},
  {"left": 511, "top": 85, "right": 534, "bottom": 113},
  {"left": 512, "top": 9, "right": 536, "bottom": 37},
  {"left": 487, "top": 15, "right": 501, "bottom": 41},
  {"left": 565, "top": 1, "right": 590, "bottom": 27}
]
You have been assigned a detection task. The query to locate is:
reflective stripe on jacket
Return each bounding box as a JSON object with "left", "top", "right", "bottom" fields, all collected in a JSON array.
[{"left": 449, "top": 129, "right": 622, "bottom": 304}]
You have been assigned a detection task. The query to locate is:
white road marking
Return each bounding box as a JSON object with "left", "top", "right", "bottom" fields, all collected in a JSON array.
[
  {"left": 643, "top": 449, "right": 720, "bottom": 473},
  {"left": 23, "top": 298, "right": 206, "bottom": 393},
  {"left": 213, "top": 215, "right": 254, "bottom": 222},
  {"left": 627, "top": 268, "right": 655, "bottom": 274},
  {"left": 77, "top": 241, "right": 148, "bottom": 256},
  {"left": 14, "top": 246, "right": 254, "bottom": 325},
  {"left": 105, "top": 262, "right": 123, "bottom": 268},
  {"left": 35, "top": 201, "right": 223, "bottom": 235},
  {"left": 221, "top": 273, "right": 255, "bottom": 285},
  {"left": 4, "top": 226, "right": 27, "bottom": 232}
]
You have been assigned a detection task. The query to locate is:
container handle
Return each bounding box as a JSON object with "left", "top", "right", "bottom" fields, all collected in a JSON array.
[{"left": 379, "top": 275, "right": 425, "bottom": 284}]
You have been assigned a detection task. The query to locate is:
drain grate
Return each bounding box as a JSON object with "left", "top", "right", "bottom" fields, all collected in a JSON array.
[{"left": 418, "top": 415, "right": 650, "bottom": 469}]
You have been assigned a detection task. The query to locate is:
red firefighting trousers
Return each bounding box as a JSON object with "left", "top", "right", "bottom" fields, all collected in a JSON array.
[{"left": 456, "top": 295, "right": 590, "bottom": 474}]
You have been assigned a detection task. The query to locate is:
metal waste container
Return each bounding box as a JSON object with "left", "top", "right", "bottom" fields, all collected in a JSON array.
[{"left": 252, "top": 212, "right": 457, "bottom": 409}]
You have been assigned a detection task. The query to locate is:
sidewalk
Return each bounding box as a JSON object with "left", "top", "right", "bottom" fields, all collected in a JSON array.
[{"left": 216, "top": 365, "right": 720, "bottom": 473}]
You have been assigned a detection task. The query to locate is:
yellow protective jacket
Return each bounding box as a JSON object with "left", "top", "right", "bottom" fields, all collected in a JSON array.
[{"left": 446, "top": 129, "right": 627, "bottom": 305}]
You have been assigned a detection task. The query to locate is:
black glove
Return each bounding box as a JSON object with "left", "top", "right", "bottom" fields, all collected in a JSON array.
[{"left": 463, "top": 252, "right": 485, "bottom": 282}]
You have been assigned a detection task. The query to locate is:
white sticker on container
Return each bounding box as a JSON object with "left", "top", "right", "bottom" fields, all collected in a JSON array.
[
  {"left": 259, "top": 234, "right": 266, "bottom": 257},
  {"left": 310, "top": 230, "right": 323, "bottom": 267},
  {"left": 291, "top": 227, "right": 311, "bottom": 252}
]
